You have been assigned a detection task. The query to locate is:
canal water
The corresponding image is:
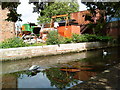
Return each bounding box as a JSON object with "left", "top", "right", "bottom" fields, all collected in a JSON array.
[{"left": 1, "top": 47, "right": 120, "bottom": 89}]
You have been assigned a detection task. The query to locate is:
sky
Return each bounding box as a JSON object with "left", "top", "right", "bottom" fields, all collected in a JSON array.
[
  {"left": 16, "top": 0, "right": 87, "bottom": 26},
  {"left": 16, "top": 0, "right": 39, "bottom": 26}
]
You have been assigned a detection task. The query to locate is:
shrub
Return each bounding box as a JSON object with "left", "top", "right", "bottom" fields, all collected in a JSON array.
[
  {"left": 46, "top": 32, "right": 113, "bottom": 45},
  {"left": 0, "top": 37, "right": 27, "bottom": 49},
  {"left": 46, "top": 31, "right": 65, "bottom": 45},
  {"left": 72, "top": 34, "right": 112, "bottom": 43},
  {"left": 72, "top": 34, "right": 88, "bottom": 43},
  {"left": 84, "top": 34, "right": 98, "bottom": 42},
  {"left": 64, "top": 37, "right": 73, "bottom": 43},
  {"left": 96, "top": 36, "right": 113, "bottom": 42}
]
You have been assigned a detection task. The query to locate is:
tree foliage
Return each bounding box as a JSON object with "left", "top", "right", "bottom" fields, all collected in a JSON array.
[
  {"left": 1, "top": 2, "right": 22, "bottom": 22},
  {"left": 37, "top": 2, "right": 79, "bottom": 23},
  {"left": 30, "top": 1, "right": 54, "bottom": 16},
  {"left": 83, "top": 2, "right": 120, "bottom": 35},
  {"left": 1, "top": 1, "right": 78, "bottom": 23},
  {"left": 84, "top": 2, "right": 120, "bottom": 19}
]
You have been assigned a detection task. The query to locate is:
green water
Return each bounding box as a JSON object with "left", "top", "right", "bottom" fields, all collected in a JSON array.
[{"left": 1, "top": 47, "right": 120, "bottom": 89}]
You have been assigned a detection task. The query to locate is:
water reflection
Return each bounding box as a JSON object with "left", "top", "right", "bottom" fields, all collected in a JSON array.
[
  {"left": 2, "top": 65, "right": 97, "bottom": 89},
  {"left": 1, "top": 47, "right": 120, "bottom": 89},
  {"left": 1, "top": 60, "right": 116, "bottom": 89}
]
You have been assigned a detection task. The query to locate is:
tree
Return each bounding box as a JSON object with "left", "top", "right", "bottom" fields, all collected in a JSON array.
[
  {"left": 83, "top": 2, "right": 120, "bottom": 35},
  {"left": 1, "top": 0, "right": 78, "bottom": 23},
  {"left": 1, "top": 2, "right": 22, "bottom": 22},
  {"left": 84, "top": 2, "right": 120, "bottom": 20},
  {"left": 29, "top": 1, "right": 54, "bottom": 15},
  {"left": 37, "top": 2, "right": 79, "bottom": 24}
]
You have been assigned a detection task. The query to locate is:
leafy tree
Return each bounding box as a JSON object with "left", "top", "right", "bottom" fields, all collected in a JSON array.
[
  {"left": 84, "top": 2, "right": 120, "bottom": 20},
  {"left": 1, "top": 2, "right": 22, "bottom": 22},
  {"left": 83, "top": 2, "right": 120, "bottom": 35},
  {"left": 29, "top": 1, "right": 54, "bottom": 15},
  {"left": 37, "top": 2, "right": 79, "bottom": 23},
  {"left": 1, "top": 0, "right": 77, "bottom": 22},
  {"left": 0, "top": 1, "right": 52, "bottom": 22},
  {"left": 30, "top": 0, "right": 76, "bottom": 15}
]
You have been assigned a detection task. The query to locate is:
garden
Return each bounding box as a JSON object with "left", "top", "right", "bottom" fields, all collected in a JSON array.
[{"left": 0, "top": 30, "right": 113, "bottom": 49}]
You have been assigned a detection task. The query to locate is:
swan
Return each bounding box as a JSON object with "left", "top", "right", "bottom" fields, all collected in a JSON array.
[
  {"left": 103, "top": 50, "right": 107, "bottom": 55},
  {"left": 28, "top": 65, "right": 40, "bottom": 71}
]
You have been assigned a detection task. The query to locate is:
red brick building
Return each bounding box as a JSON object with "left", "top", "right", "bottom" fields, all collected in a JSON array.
[
  {"left": 0, "top": 5, "right": 15, "bottom": 42},
  {"left": 70, "top": 10, "right": 102, "bottom": 34},
  {"left": 70, "top": 10, "right": 120, "bottom": 39},
  {"left": 70, "top": 10, "right": 101, "bottom": 25}
]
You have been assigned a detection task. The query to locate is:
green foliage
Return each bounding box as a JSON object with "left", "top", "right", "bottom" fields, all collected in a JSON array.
[
  {"left": 72, "top": 34, "right": 88, "bottom": 43},
  {"left": 0, "top": 34, "right": 112, "bottom": 49},
  {"left": 37, "top": 2, "right": 79, "bottom": 23},
  {"left": 1, "top": 2, "right": 22, "bottom": 22},
  {"left": 28, "top": 43, "right": 46, "bottom": 46},
  {"left": 72, "top": 34, "right": 112, "bottom": 43},
  {"left": 84, "top": 2, "right": 120, "bottom": 35},
  {"left": 46, "top": 31, "right": 65, "bottom": 45},
  {"left": 0, "top": 37, "right": 27, "bottom": 49},
  {"left": 64, "top": 38, "right": 73, "bottom": 43},
  {"left": 46, "top": 32, "right": 113, "bottom": 45},
  {"left": 84, "top": 34, "right": 98, "bottom": 42},
  {"left": 84, "top": 2, "right": 120, "bottom": 18},
  {"left": 96, "top": 36, "right": 112, "bottom": 42}
]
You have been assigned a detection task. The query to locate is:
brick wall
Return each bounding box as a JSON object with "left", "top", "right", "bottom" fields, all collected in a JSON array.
[
  {"left": 70, "top": 10, "right": 90, "bottom": 25},
  {"left": 70, "top": 10, "right": 101, "bottom": 25},
  {"left": 0, "top": 5, "right": 15, "bottom": 42},
  {"left": 106, "top": 21, "right": 120, "bottom": 39}
]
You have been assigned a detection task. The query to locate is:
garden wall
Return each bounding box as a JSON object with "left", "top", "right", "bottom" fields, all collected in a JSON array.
[
  {"left": 0, "top": 5, "right": 15, "bottom": 42},
  {"left": 0, "top": 42, "right": 117, "bottom": 61}
]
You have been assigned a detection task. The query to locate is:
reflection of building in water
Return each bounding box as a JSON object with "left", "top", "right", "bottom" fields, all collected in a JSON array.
[
  {"left": 73, "top": 71, "right": 97, "bottom": 81},
  {"left": 59, "top": 67, "right": 97, "bottom": 81},
  {"left": 44, "top": 61, "right": 98, "bottom": 89},
  {"left": 2, "top": 74, "right": 17, "bottom": 88},
  {"left": 59, "top": 61, "right": 97, "bottom": 81}
]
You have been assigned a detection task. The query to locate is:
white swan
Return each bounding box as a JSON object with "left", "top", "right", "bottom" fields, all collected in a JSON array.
[
  {"left": 103, "top": 50, "right": 107, "bottom": 55},
  {"left": 28, "top": 65, "right": 40, "bottom": 71}
]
